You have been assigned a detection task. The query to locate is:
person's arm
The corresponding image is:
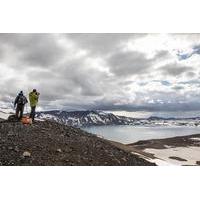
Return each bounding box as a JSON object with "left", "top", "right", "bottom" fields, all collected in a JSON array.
[
  {"left": 14, "top": 96, "right": 19, "bottom": 107},
  {"left": 29, "top": 93, "right": 31, "bottom": 102},
  {"left": 37, "top": 93, "right": 40, "bottom": 100},
  {"left": 34, "top": 93, "right": 40, "bottom": 101},
  {"left": 25, "top": 96, "right": 28, "bottom": 104}
]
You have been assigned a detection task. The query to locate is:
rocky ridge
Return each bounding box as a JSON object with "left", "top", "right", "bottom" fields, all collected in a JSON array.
[{"left": 0, "top": 120, "right": 155, "bottom": 166}]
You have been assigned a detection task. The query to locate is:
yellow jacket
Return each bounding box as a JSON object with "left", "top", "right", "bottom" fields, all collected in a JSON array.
[{"left": 29, "top": 92, "right": 39, "bottom": 107}]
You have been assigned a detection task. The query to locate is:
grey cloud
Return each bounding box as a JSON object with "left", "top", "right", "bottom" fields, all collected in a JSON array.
[
  {"left": 92, "top": 98, "right": 200, "bottom": 112},
  {"left": 160, "top": 63, "right": 193, "bottom": 76},
  {"left": 66, "top": 33, "right": 147, "bottom": 56},
  {"left": 178, "top": 79, "right": 200, "bottom": 85},
  {"left": 57, "top": 60, "right": 107, "bottom": 97},
  {"left": 22, "top": 58, "right": 107, "bottom": 104},
  {"left": 118, "top": 80, "right": 134, "bottom": 86},
  {"left": 153, "top": 50, "right": 171, "bottom": 62},
  {"left": 186, "top": 71, "right": 196, "bottom": 77},
  {"left": 0, "top": 34, "right": 65, "bottom": 67},
  {"left": 171, "top": 33, "right": 200, "bottom": 41},
  {"left": 172, "top": 86, "right": 184, "bottom": 90},
  {"left": 107, "top": 51, "right": 152, "bottom": 77}
]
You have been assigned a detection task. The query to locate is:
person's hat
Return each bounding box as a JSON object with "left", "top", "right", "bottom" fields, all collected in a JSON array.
[{"left": 19, "top": 91, "right": 23, "bottom": 95}]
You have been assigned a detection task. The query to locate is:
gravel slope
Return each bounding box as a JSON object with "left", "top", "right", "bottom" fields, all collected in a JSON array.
[{"left": 0, "top": 120, "right": 155, "bottom": 166}]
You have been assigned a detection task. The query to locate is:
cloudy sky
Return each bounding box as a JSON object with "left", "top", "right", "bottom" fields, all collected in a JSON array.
[{"left": 0, "top": 33, "right": 200, "bottom": 112}]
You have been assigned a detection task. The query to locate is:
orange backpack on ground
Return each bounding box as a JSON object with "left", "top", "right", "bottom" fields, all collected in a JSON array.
[{"left": 21, "top": 116, "right": 32, "bottom": 125}]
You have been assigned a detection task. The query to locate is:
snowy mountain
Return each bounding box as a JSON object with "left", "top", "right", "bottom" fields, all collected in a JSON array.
[
  {"left": 36, "top": 110, "right": 136, "bottom": 127},
  {"left": 36, "top": 110, "right": 200, "bottom": 127}
]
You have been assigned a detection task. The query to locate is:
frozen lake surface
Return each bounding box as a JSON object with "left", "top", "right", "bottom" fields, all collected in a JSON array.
[{"left": 82, "top": 125, "right": 200, "bottom": 144}]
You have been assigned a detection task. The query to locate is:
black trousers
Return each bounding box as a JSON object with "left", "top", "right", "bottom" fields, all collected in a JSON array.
[
  {"left": 16, "top": 104, "right": 24, "bottom": 119},
  {"left": 30, "top": 106, "right": 36, "bottom": 121}
]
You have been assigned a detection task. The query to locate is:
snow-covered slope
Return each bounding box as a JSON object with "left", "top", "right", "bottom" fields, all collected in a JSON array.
[{"left": 0, "top": 107, "right": 15, "bottom": 120}]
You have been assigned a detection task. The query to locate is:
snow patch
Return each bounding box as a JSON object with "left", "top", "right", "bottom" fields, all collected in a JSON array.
[
  {"left": 190, "top": 137, "right": 200, "bottom": 141},
  {"left": 0, "top": 112, "right": 10, "bottom": 120},
  {"left": 0, "top": 107, "right": 15, "bottom": 119},
  {"left": 144, "top": 146, "right": 200, "bottom": 166},
  {"left": 164, "top": 145, "right": 172, "bottom": 148},
  {"left": 148, "top": 158, "right": 173, "bottom": 166}
]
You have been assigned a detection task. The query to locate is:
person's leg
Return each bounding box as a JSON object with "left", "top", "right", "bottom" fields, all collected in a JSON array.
[
  {"left": 30, "top": 106, "right": 33, "bottom": 119},
  {"left": 32, "top": 106, "right": 36, "bottom": 121},
  {"left": 19, "top": 105, "right": 24, "bottom": 119},
  {"left": 30, "top": 106, "right": 36, "bottom": 121},
  {"left": 16, "top": 105, "right": 20, "bottom": 119}
]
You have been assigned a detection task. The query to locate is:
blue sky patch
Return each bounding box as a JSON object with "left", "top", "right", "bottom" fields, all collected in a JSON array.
[{"left": 177, "top": 44, "right": 200, "bottom": 60}]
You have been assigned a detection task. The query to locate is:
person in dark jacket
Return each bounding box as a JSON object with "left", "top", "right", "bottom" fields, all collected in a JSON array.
[{"left": 14, "top": 91, "right": 28, "bottom": 120}]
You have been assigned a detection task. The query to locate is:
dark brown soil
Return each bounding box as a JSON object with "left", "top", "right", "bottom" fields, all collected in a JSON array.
[
  {"left": 0, "top": 120, "right": 155, "bottom": 166},
  {"left": 196, "top": 161, "right": 200, "bottom": 165},
  {"left": 168, "top": 156, "right": 187, "bottom": 162},
  {"left": 129, "top": 134, "right": 200, "bottom": 150}
]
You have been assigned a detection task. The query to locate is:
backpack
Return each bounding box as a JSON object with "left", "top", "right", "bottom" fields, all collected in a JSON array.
[{"left": 18, "top": 95, "right": 27, "bottom": 105}]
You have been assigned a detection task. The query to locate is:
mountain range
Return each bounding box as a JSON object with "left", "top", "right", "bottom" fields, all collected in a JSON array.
[
  {"left": 1, "top": 107, "right": 200, "bottom": 127},
  {"left": 36, "top": 110, "right": 136, "bottom": 127},
  {"left": 36, "top": 110, "right": 200, "bottom": 127}
]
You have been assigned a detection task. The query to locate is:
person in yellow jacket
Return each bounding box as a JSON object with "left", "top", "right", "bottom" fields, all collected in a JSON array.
[{"left": 29, "top": 89, "right": 40, "bottom": 122}]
